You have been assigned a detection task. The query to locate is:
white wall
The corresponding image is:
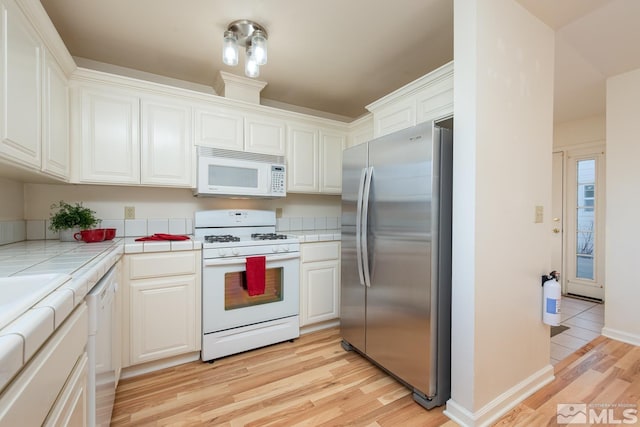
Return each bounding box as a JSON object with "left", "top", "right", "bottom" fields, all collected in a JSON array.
[
  {"left": 603, "top": 68, "right": 640, "bottom": 345},
  {"left": 447, "top": 0, "right": 555, "bottom": 425},
  {"left": 0, "top": 177, "right": 24, "bottom": 220},
  {"left": 554, "top": 115, "right": 605, "bottom": 150},
  {"left": 24, "top": 183, "right": 340, "bottom": 222}
]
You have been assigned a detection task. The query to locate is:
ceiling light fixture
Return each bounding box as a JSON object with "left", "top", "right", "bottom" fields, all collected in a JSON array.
[{"left": 222, "top": 20, "right": 268, "bottom": 78}]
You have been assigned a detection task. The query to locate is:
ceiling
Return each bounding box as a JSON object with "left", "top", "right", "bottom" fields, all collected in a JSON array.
[{"left": 40, "top": 0, "right": 640, "bottom": 124}]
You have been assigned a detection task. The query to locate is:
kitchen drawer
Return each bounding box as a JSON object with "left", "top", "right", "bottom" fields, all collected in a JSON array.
[
  {"left": 128, "top": 251, "right": 198, "bottom": 280},
  {"left": 0, "top": 304, "right": 88, "bottom": 427},
  {"left": 301, "top": 241, "right": 340, "bottom": 263}
]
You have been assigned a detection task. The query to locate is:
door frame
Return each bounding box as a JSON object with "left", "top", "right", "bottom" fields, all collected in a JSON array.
[{"left": 563, "top": 145, "right": 606, "bottom": 300}]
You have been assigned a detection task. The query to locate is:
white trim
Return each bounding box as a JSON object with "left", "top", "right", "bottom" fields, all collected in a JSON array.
[
  {"left": 366, "top": 61, "right": 454, "bottom": 111},
  {"left": 601, "top": 327, "right": 640, "bottom": 347},
  {"left": 443, "top": 364, "right": 554, "bottom": 427},
  {"left": 300, "top": 319, "right": 340, "bottom": 335},
  {"left": 119, "top": 351, "right": 200, "bottom": 379}
]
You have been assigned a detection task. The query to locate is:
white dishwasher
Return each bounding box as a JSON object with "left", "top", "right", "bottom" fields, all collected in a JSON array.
[{"left": 87, "top": 265, "right": 118, "bottom": 427}]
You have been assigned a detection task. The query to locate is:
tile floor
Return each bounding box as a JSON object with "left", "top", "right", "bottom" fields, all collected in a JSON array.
[{"left": 550, "top": 295, "right": 604, "bottom": 365}]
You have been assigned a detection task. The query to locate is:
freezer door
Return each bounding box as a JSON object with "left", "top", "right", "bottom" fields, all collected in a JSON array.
[
  {"left": 340, "top": 143, "right": 368, "bottom": 352},
  {"left": 365, "top": 121, "right": 439, "bottom": 396}
]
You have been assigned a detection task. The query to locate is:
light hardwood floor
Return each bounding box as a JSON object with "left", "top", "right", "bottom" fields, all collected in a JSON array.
[{"left": 112, "top": 329, "right": 639, "bottom": 426}]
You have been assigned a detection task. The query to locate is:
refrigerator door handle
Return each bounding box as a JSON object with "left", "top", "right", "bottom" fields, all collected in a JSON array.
[
  {"left": 361, "top": 166, "right": 374, "bottom": 288},
  {"left": 355, "top": 167, "right": 367, "bottom": 286}
]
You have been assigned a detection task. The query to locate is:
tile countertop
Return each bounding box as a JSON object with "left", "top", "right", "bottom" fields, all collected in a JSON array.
[
  {"left": 287, "top": 229, "right": 341, "bottom": 243},
  {"left": 0, "top": 237, "right": 201, "bottom": 393}
]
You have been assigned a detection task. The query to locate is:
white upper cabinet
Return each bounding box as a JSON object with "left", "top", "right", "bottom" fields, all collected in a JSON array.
[
  {"left": 77, "top": 86, "right": 140, "bottom": 184},
  {"left": 194, "top": 105, "right": 243, "bottom": 151},
  {"left": 367, "top": 61, "right": 453, "bottom": 138},
  {"left": 0, "top": 0, "right": 42, "bottom": 168},
  {"left": 347, "top": 115, "right": 373, "bottom": 148},
  {"left": 244, "top": 115, "right": 286, "bottom": 156},
  {"left": 319, "top": 131, "right": 344, "bottom": 194},
  {"left": 42, "top": 49, "right": 69, "bottom": 179},
  {"left": 141, "top": 97, "right": 193, "bottom": 187},
  {"left": 287, "top": 120, "right": 344, "bottom": 194},
  {"left": 287, "top": 123, "right": 319, "bottom": 192},
  {"left": 74, "top": 77, "right": 195, "bottom": 188}
]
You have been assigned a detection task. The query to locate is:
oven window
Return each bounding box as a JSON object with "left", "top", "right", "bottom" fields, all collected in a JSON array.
[{"left": 224, "top": 267, "right": 283, "bottom": 310}]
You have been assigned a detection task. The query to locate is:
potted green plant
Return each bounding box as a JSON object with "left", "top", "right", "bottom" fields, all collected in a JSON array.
[{"left": 49, "top": 201, "right": 100, "bottom": 242}]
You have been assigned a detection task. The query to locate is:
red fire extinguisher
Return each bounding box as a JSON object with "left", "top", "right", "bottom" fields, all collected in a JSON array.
[{"left": 542, "top": 271, "right": 561, "bottom": 326}]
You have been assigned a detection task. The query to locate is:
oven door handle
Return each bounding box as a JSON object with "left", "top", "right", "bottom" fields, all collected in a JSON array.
[{"left": 203, "top": 253, "right": 300, "bottom": 267}]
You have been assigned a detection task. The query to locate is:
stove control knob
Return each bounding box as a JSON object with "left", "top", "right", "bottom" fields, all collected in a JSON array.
[
  {"left": 232, "top": 248, "right": 240, "bottom": 256},
  {"left": 272, "top": 245, "right": 280, "bottom": 253},
  {"left": 281, "top": 245, "right": 290, "bottom": 252},
  {"left": 218, "top": 248, "right": 227, "bottom": 257}
]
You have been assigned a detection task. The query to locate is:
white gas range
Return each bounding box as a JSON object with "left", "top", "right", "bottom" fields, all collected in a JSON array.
[{"left": 194, "top": 210, "right": 300, "bottom": 361}]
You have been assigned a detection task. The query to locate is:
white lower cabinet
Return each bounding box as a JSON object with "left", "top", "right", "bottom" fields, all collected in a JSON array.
[
  {"left": 0, "top": 304, "right": 88, "bottom": 427},
  {"left": 300, "top": 241, "right": 341, "bottom": 326},
  {"left": 44, "top": 354, "right": 88, "bottom": 427},
  {"left": 122, "top": 251, "right": 201, "bottom": 367}
]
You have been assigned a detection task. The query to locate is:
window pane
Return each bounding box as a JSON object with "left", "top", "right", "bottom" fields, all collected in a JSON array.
[
  {"left": 575, "top": 159, "right": 597, "bottom": 282},
  {"left": 577, "top": 159, "right": 595, "bottom": 184},
  {"left": 577, "top": 232, "right": 594, "bottom": 255},
  {"left": 577, "top": 208, "right": 594, "bottom": 231},
  {"left": 576, "top": 255, "right": 594, "bottom": 280}
]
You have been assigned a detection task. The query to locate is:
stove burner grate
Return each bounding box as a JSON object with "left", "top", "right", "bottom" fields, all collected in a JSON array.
[
  {"left": 251, "top": 233, "right": 288, "bottom": 240},
  {"left": 204, "top": 234, "right": 240, "bottom": 243}
]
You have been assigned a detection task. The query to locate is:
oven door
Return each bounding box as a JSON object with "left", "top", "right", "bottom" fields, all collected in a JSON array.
[{"left": 202, "top": 252, "right": 300, "bottom": 333}]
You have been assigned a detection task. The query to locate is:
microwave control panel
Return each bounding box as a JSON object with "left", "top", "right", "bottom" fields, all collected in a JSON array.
[{"left": 271, "top": 165, "right": 286, "bottom": 195}]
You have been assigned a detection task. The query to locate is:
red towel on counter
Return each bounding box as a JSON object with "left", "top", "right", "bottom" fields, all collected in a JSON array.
[
  {"left": 246, "top": 256, "right": 266, "bottom": 296},
  {"left": 135, "top": 234, "right": 191, "bottom": 241}
]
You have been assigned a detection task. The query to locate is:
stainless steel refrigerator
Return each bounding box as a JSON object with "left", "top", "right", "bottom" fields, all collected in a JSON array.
[{"left": 340, "top": 120, "right": 452, "bottom": 409}]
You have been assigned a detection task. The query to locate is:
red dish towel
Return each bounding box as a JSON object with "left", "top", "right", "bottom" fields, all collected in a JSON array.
[
  {"left": 246, "top": 256, "right": 266, "bottom": 296},
  {"left": 135, "top": 234, "right": 191, "bottom": 241}
]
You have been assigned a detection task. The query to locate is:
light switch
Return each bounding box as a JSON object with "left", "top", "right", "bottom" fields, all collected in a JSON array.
[{"left": 535, "top": 205, "right": 543, "bottom": 223}]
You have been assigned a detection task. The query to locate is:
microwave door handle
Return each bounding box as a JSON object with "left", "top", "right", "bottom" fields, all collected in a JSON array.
[
  {"left": 355, "top": 167, "right": 367, "bottom": 286},
  {"left": 361, "top": 166, "right": 374, "bottom": 288}
]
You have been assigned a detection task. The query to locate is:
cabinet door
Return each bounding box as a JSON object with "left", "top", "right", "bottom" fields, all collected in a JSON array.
[
  {"left": 130, "top": 275, "right": 198, "bottom": 364},
  {"left": 287, "top": 124, "right": 318, "bottom": 192},
  {"left": 244, "top": 115, "right": 286, "bottom": 155},
  {"left": 373, "top": 97, "right": 415, "bottom": 138},
  {"left": 141, "top": 98, "right": 193, "bottom": 187},
  {"left": 42, "top": 50, "right": 69, "bottom": 179},
  {"left": 319, "top": 131, "right": 345, "bottom": 194},
  {"left": 43, "top": 354, "right": 88, "bottom": 427},
  {"left": 0, "top": 0, "right": 42, "bottom": 168},
  {"left": 194, "top": 106, "right": 243, "bottom": 150},
  {"left": 415, "top": 77, "right": 454, "bottom": 125},
  {"left": 79, "top": 87, "right": 140, "bottom": 184},
  {"left": 301, "top": 259, "right": 340, "bottom": 326}
]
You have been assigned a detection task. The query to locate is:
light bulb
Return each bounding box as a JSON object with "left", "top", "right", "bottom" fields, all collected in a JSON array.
[
  {"left": 222, "top": 30, "right": 238, "bottom": 66},
  {"left": 251, "top": 30, "right": 268, "bottom": 66},
  {"left": 245, "top": 46, "right": 260, "bottom": 78}
]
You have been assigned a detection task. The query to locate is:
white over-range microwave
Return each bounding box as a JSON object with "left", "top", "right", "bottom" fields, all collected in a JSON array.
[{"left": 195, "top": 147, "right": 286, "bottom": 198}]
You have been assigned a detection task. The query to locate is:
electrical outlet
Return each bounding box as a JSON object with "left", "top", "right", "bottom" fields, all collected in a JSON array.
[{"left": 124, "top": 206, "right": 135, "bottom": 220}]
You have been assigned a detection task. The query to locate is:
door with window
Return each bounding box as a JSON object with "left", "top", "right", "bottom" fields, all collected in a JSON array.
[{"left": 565, "top": 150, "right": 605, "bottom": 300}]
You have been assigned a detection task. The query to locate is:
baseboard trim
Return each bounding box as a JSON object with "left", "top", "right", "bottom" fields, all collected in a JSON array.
[
  {"left": 300, "top": 319, "right": 340, "bottom": 335},
  {"left": 120, "top": 351, "right": 200, "bottom": 379},
  {"left": 444, "top": 363, "right": 555, "bottom": 427},
  {"left": 601, "top": 326, "right": 640, "bottom": 346}
]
